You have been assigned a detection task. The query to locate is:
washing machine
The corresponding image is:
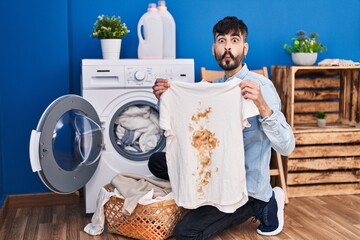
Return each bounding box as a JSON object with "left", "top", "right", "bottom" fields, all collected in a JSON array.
[{"left": 29, "top": 59, "right": 194, "bottom": 213}]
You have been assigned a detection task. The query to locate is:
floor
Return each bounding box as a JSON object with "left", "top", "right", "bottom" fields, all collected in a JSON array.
[{"left": 0, "top": 194, "right": 359, "bottom": 240}]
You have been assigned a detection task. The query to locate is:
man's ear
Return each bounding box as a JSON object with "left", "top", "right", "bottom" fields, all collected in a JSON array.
[
  {"left": 212, "top": 44, "right": 215, "bottom": 56},
  {"left": 244, "top": 42, "right": 249, "bottom": 56}
]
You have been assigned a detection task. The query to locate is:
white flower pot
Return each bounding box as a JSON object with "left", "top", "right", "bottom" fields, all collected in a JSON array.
[
  {"left": 100, "top": 39, "right": 122, "bottom": 59},
  {"left": 291, "top": 52, "right": 318, "bottom": 66},
  {"left": 317, "top": 118, "right": 326, "bottom": 127}
]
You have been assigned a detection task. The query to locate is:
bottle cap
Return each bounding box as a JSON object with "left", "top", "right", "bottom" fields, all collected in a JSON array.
[
  {"left": 158, "top": 1, "right": 167, "bottom": 10},
  {"left": 148, "top": 3, "right": 157, "bottom": 11}
]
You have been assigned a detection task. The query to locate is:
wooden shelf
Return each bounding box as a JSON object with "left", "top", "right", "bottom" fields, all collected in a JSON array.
[
  {"left": 294, "top": 122, "right": 360, "bottom": 132},
  {"left": 272, "top": 65, "right": 360, "bottom": 130},
  {"left": 272, "top": 65, "right": 360, "bottom": 198},
  {"left": 285, "top": 65, "right": 360, "bottom": 70}
]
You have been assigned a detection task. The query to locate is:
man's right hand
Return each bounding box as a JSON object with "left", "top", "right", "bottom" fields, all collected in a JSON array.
[{"left": 152, "top": 78, "right": 170, "bottom": 100}]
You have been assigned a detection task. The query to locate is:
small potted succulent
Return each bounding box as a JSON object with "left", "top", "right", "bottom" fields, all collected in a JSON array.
[
  {"left": 91, "top": 15, "right": 130, "bottom": 59},
  {"left": 315, "top": 111, "right": 326, "bottom": 127},
  {"left": 284, "top": 31, "right": 327, "bottom": 66}
]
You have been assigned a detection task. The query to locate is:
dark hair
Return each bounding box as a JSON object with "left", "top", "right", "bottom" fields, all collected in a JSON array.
[{"left": 212, "top": 16, "right": 248, "bottom": 42}]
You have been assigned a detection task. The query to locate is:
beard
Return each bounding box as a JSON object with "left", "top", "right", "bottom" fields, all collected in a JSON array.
[{"left": 214, "top": 49, "right": 245, "bottom": 71}]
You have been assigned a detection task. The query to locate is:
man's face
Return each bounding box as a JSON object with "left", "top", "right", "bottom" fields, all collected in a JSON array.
[{"left": 212, "top": 30, "right": 248, "bottom": 71}]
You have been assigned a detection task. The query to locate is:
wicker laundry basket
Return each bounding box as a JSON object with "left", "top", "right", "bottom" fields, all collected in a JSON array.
[{"left": 103, "top": 184, "right": 187, "bottom": 240}]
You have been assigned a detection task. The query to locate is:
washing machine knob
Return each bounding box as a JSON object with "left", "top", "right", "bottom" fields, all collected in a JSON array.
[{"left": 134, "top": 70, "right": 146, "bottom": 81}]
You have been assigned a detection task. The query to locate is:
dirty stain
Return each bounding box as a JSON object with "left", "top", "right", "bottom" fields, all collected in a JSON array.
[{"left": 188, "top": 102, "right": 219, "bottom": 195}]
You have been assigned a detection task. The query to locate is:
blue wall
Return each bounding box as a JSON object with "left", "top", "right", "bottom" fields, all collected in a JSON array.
[
  {"left": 0, "top": 0, "right": 71, "bottom": 198},
  {"left": 0, "top": 0, "right": 359, "bottom": 205}
]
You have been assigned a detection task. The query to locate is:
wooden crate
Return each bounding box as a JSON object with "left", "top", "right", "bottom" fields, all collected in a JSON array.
[{"left": 272, "top": 66, "right": 360, "bottom": 197}]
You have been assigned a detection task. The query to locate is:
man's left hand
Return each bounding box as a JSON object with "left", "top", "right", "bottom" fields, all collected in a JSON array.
[{"left": 239, "top": 80, "right": 272, "bottom": 117}]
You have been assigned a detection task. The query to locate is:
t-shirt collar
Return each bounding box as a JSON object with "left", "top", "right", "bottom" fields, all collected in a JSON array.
[{"left": 224, "top": 63, "right": 249, "bottom": 82}]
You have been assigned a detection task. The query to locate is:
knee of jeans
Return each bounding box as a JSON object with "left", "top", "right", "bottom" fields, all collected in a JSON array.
[
  {"left": 172, "top": 224, "right": 181, "bottom": 239},
  {"left": 148, "top": 153, "right": 169, "bottom": 180},
  {"left": 173, "top": 221, "right": 202, "bottom": 240},
  {"left": 148, "top": 151, "right": 158, "bottom": 165},
  {"left": 148, "top": 154, "right": 155, "bottom": 168},
  {"left": 173, "top": 222, "right": 187, "bottom": 239},
  {"left": 148, "top": 154, "right": 159, "bottom": 171}
]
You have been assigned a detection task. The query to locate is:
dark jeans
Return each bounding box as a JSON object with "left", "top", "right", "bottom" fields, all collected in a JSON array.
[{"left": 148, "top": 152, "right": 267, "bottom": 240}]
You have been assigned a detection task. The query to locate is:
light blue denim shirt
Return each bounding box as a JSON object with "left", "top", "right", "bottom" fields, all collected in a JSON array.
[{"left": 213, "top": 64, "right": 295, "bottom": 202}]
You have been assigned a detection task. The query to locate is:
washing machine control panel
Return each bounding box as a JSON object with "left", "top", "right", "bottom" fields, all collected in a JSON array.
[
  {"left": 134, "top": 70, "right": 146, "bottom": 81},
  {"left": 82, "top": 59, "right": 194, "bottom": 90},
  {"left": 126, "top": 67, "right": 167, "bottom": 87},
  {"left": 126, "top": 67, "right": 154, "bottom": 86},
  {"left": 125, "top": 63, "right": 193, "bottom": 88}
]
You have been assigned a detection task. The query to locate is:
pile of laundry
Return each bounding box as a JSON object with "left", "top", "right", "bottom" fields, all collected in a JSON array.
[
  {"left": 114, "top": 105, "right": 163, "bottom": 153},
  {"left": 84, "top": 172, "right": 174, "bottom": 235}
]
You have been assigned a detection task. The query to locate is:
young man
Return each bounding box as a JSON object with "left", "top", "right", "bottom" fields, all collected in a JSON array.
[{"left": 149, "top": 16, "right": 295, "bottom": 239}]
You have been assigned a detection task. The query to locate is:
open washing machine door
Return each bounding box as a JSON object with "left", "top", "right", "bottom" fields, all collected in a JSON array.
[{"left": 29, "top": 95, "right": 103, "bottom": 194}]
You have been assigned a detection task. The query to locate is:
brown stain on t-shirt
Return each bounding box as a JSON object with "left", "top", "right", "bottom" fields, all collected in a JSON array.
[{"left": 188, "top": 103, "right": 219, "bottom": 195}]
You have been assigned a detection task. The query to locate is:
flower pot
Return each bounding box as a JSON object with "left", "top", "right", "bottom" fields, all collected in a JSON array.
[
  {"left": 291, "top": 53, "right": 318, "bottom": 66},
  {"left": 317, "top": 118, "right": 326, "bottom": 128},
  {"left": 100, "top": 39, "right": 122, "bottom": 59}
]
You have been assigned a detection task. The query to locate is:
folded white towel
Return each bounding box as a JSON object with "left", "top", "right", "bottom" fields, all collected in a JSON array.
[{"left": 318, "top": 58, "right": 360, "bottom": 66}]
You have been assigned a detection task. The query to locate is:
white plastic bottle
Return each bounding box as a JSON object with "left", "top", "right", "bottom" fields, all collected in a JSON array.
[
  {"left": 157, "top": 0, "right": 176, "bottom": 59},
  {"left": 137, "top": 3, "right": 163, "bottom": 59}
]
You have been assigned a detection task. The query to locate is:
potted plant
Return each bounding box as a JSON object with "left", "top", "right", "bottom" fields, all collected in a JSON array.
[
  {"left": 315, "top": 111, "right": 326, "bottom": 127},
  {"left": 91, "top": 15, "right": 130, "bottom": 59},
  {"left": 284, "top": 31, "right": 327, "bottom": 66}
]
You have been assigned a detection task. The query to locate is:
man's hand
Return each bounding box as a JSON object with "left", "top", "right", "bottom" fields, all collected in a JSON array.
[
  {"left": 239, "top": 80, "right": 273, "bottom": 117},
  {"left": 152, "top": 78, "right": 171, "bottom": 100}
]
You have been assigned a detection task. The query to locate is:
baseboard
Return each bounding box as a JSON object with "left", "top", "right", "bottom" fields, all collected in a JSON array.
[
  {"left": 0, "top": 196, "right": 9, "bottom": 228},
  {"left": 7, "top": 191, "right": 80, "bottom": 208}
]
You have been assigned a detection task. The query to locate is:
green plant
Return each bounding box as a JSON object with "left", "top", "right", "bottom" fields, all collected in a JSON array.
[
  {"left": 284, "top": 31, "right": 327, "bottom": 53},
  {"left": 91, "top": 15, "right": 130, "bottom": 39},
  {"left": 315, "top": 111, "right": 326, "bottom": 119}
]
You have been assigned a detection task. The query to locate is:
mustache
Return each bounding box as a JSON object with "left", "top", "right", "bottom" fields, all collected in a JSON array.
[{"left": 222, "top": 49, "right": 235, "bottom": 60}]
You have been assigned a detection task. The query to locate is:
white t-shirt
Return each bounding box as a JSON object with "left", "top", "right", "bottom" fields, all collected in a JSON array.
[{"left": 159, "top": 78, "right": 259, "bottom": 213}]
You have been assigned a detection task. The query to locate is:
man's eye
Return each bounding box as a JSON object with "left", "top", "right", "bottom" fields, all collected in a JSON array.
[{"left": 232, "top": 39, "right": 239, "bottom": 43}]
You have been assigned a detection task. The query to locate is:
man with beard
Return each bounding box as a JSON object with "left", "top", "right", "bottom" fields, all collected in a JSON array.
[{"left": 149, "top": 16, "right": 295, "bottom": 239}]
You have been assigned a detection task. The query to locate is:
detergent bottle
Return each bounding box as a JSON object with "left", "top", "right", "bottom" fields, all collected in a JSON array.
[
  {"left": 158, "top": 0, "right": 176, "bottom": 59},
  {"left": 137, "top": 3, "right": 163, "bottom": 59}
]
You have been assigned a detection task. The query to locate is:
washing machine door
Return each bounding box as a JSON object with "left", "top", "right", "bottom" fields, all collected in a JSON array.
[{"left": 29, "top": 95, "right": 103, "bottom": 194}]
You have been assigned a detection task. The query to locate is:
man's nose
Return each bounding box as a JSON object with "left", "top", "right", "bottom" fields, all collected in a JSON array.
[{"left": 225, "top": 47, "right": 231, "bottom": 53}]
